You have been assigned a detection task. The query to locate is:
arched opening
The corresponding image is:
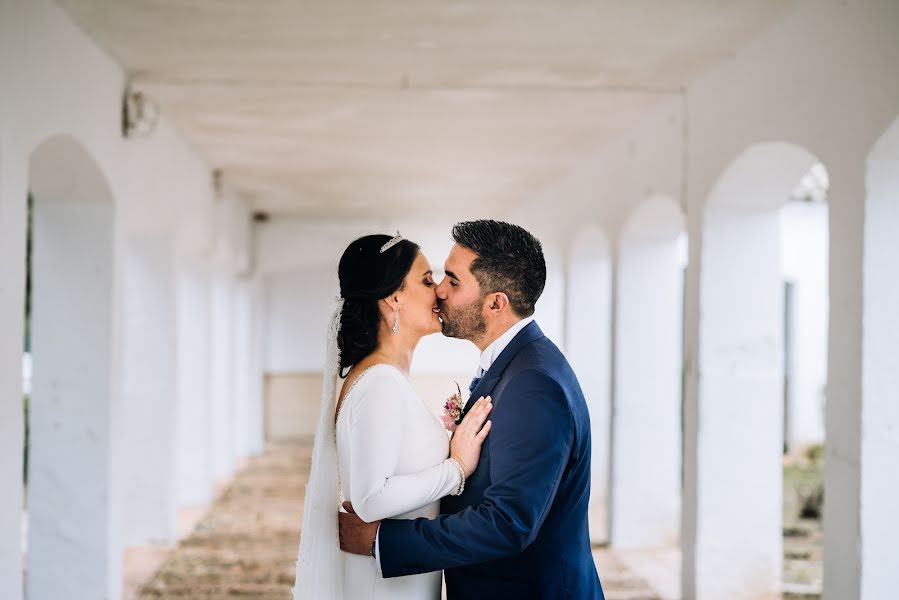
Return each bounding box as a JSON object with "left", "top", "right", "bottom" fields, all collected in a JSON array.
[
  {"left": 691, "top": 142, "right": 829, "bottom": 600},
  {"left": 612, "top": 196, "right": 685, "bottom": 558},
  {"left": 565, "top": 225, "right": 613, "bottom": 544},
  {"left": 856, "top": 114, "right": 899, "bottom": 599},
  {"left": 24, "top": 135, "right": 116, "bottom": 598}
]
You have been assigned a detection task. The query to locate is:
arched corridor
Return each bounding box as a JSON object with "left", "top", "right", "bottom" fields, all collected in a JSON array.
[{"left": 1, "top": 2, "right": 898, "bottom": 600}]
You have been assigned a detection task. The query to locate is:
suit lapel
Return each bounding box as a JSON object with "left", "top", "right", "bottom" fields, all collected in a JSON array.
[{"left": 463, "top": 321, "right": 544, "bottom": 417}]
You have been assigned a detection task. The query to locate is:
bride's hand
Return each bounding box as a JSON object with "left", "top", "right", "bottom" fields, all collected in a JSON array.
[{"left": 450, "top": 396, "right": 493, "bottom": 478}]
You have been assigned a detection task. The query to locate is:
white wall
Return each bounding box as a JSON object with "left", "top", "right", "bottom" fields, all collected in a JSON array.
[
  {"left": 0, "top": 2, "right": 257, "bottom": 598},
  {"left": 781, "top": 201, "right": 829, "bottom": 450},
  {"left": 612, "top": 197, "right": 683, "bottom": 550},
  {"left": 27, "top": 145, "right": 115, "bottom": 600},
  {"left": 860, "top": 115, "right": 899, "bottom": 600},
  {"left": 120, "top": 237, "right": 177, "bottom": 545},
  {"left": 174, "top": 258, "right": 213, "bottom": 506},
  {"left": 566, "top": 225, "right": 613, "bottom": 544}
]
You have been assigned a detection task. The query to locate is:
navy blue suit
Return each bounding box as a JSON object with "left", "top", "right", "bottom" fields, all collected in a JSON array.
[{"left": 379, "top": 322, "right": 605, "bottom": 599}]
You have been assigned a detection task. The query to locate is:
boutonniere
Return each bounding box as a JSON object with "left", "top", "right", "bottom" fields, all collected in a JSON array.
[{"left": 441, "top": 382, "right": 466, "bottom": 433}]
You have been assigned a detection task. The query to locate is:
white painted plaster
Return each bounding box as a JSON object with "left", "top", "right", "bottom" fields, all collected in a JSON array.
[
  {"left": 566, "top": 225, "right": 613, "bottom": 544},
  {"left": 612, "top": 197, "right": 684, "bottom": 550},
  {"left": 688, "top": 143, "right": 820, "bottom": 600},
  {"left": 697, "top": 201, "right": 785, "bottom": 600},
  {"left": 859, "top": 115, "right": 899, "bottom": 600},
  {"left": 26, "top": 136, "right": 115, "bottom": 600},
  {"left": 174, "top": 258, "right": 214, "bottom": 506},
  {"left": 0, "top": 3, "right": 257, "bottom": 597},
  {"left": 780, "top": 201, "right": 829, "bottom": 450},
  {"left": 209, "top": 272, "right": 236, "bottom": 480},
  {"left": 120, "top": 237, "right": 178, "bottom": 545}
]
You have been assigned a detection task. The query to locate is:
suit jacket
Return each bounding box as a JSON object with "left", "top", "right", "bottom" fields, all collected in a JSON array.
[{"left": 378, "top": 322, "right": 605, "bottom": 599}]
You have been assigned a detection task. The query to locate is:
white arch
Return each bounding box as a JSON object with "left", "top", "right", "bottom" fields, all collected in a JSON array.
[
  {"left": 690, "top": 141, "right": 826, "bottom": 600},
  {"left": 26, "top": 134, "right": 118, "bottom": 600},
  {"left": 855, "top": 114, "right": 899, "bottom": 600},
  {"left": 612, "top": 196, "right": 685, "bottom": 551},
  {"left": 565, "top": 224, "right": 612, "bottom": 544}
]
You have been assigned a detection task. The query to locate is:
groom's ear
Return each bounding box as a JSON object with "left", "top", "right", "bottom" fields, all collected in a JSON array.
[{"left": 486, "top": 292, "right": 510, "bottom": 314}]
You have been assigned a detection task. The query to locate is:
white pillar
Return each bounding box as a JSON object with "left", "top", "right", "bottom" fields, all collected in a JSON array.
[
  {"left": 823, "top": 125, "right": 899, "bottom": 600},
  {"left": 174, "top": 258, "right": 213, "bottom": 506},
  {"left": 27, "top": 194, "right": 115, "bottom": 600},
  {"left": 0, "top": 146, "right": 28, "bottom": 600},
  {"left": 612, "top": 198, "right": 683, "bottom": 549},
  {"left": 566, "top": 226, "right": 612, "bottom": 544},
  {"left": 857, "top": 128, "right": 899, "bottom": 600},
  {"left": 247, "top": 275, "right": 267, "bottom": 455},
  {"left": 683, "top": 144, "right": 820, "bottom": 600},
  {"left": 120, "top": 237, "right": 178, "bottom": 544},
  {"left": 694, "top": 204, "right": 784, "bottom": 599},
  {"left": 233, "top": 279, "right": 253, "bottom": 459},
  {"left": 209, "top": 273, "right": 235, "bottom": 480},
  {"left": 820, "top": 162, "right": 865, "bottom": 600}
]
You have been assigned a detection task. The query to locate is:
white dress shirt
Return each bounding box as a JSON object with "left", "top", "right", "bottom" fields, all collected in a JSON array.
[{"left": 475, "top": 316, "right": 535, "bottom": 380}]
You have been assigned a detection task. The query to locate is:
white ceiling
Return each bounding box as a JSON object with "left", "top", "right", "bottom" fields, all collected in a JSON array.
[{"left": 57, "top": 0, "right": 797, "bottom": 219}]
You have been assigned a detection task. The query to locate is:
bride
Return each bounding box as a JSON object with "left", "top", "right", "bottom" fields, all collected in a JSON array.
[{"left": 292, "top": 233, "right": 493, "bottom": 599}]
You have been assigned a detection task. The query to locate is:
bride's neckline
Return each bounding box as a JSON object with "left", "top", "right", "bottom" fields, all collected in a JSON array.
[{"left": 335, "top": 363, "right": 409, "bottom": 423}]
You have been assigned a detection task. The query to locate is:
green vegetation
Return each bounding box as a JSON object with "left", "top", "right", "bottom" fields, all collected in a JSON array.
[{"left": 783, "top": 444, "right": 824, "bottom": 597}]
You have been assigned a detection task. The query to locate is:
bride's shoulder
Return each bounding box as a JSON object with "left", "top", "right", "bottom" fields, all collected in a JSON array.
[{"left": 344, "top": 364, "right": 411, "bottom": 405}]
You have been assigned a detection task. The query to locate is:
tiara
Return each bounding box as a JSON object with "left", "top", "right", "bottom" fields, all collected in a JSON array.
[{"left": 380, "top": 231, "right": 403, "bottom": 253}]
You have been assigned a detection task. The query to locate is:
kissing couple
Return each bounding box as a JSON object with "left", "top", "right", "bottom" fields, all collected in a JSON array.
[{"left": 293, "top": 220, "right": 605, "bottom": 600}]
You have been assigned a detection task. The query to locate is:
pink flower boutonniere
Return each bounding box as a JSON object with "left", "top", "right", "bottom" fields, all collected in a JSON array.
[{"left": 441, "top": 382, "right": 466, "bottom": 433}]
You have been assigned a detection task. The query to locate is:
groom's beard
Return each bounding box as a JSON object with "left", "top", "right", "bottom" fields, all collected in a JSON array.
[{"left": 438, "top": 297, "right": 487, "bottom": 342}]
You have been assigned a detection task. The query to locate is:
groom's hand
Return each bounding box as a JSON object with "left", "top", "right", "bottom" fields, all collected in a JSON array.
[{"left": 339, "top": 501, "right": 380, "bottom": 556}]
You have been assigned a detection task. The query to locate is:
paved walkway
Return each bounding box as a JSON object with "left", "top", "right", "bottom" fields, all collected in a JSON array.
[{"left": 134, "top": 442, "right": 661, "bottom": 600}]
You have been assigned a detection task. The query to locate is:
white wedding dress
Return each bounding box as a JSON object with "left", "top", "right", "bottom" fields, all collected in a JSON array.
[{"left": 335, "top": 364, "right": 462, "bottom": 600}]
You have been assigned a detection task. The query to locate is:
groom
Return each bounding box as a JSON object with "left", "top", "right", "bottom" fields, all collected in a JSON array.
[{"left": 339, "top": 220, "right": 604, "bottom": 599}]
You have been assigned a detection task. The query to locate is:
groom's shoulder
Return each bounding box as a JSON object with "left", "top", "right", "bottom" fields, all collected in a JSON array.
[
  {"left": 505, "top": 338, "right": 570, "bottom": 389},
  {"left": 513, "top": 331, "right": 565, "bottom": 367}
]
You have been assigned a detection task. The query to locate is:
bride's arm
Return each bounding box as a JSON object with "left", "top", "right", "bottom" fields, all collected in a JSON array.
[{"left": 347, "top": 373, "right": 462, "bottom": 524}]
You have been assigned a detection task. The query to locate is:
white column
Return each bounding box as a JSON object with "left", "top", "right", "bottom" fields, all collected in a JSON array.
[
  {"left": 565, "top": 226, "right": 612, "bottom": 544},
  {"left": 611, "top": 198, "right": 683, "bottom": 549},
  {"left": 0, "top": 147, "right": 27, "bottom": 600},
  {"left": 209, "top": 273, "right": 235, "bottom": 480},
  {"left": 174, "top": 258, "right": 213, "bottom": 505},
  {"left": 232, "top": 279, "right": 252, "bottom": 459},
  {"left": 120, "top": 237, "right": 177, "bottom": 544},
  {"left": 820, "top": 163, "right": 865, "bottom": 600},
  {"left": 683, "top": 144, "right": 821, "bottom": 600},
  {"left": 27, "top": 198, "right": 114, "bottom": 600},
  {"left": 857, "top": 132, "right": 899, "bottom": 600},
  {"left": 247, "top": 275, "right": 266, "bottom": 455},
  {"left": 696, "top": 207, "right": 783, "bottom": 600},
  {"left": 692, "top": 204, "right": 784, "bottom": 600}
]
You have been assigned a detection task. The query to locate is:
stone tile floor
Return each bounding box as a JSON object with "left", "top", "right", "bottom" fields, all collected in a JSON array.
[{"left": 132, "top": 442, "right": 662, "bottom": 600}]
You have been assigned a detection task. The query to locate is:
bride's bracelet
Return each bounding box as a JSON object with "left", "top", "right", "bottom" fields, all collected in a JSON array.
[{"left": 449, "top": 456, "right": 466, "bottom": 496}]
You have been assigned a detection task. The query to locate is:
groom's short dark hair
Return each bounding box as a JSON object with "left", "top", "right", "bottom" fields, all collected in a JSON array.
[{"left": 452, "top": 220, "right": 546, "bottom": 317}]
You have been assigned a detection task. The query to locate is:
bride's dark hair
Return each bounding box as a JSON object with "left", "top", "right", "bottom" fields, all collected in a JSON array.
[{"left": 337, "top": 234, "right": 420, "bottom": 376}]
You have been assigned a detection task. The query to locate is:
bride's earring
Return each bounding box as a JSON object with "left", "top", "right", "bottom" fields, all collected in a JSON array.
[{"left": 392, "top": 304, "right": 400, "bottom": 334}]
